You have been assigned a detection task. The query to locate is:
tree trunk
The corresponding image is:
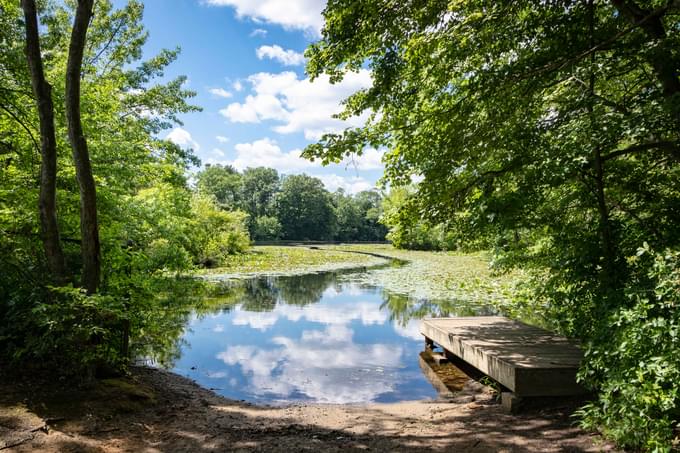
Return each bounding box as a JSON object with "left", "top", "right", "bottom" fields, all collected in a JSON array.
[
  {"left": 65, "top": 0, "right": 100, "bottom": 294},
  {"left": 590, "top": 0, "right": 617, "bottom": 282},
  {"left": 610, "top": 0, "right": 680, "bottom": 129},
  {"left": 21, "top": 0, "right": 68, "bottom": 284}
]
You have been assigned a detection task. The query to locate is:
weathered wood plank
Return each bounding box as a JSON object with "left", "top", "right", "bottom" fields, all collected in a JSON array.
[{"left": 420, "top": 316, "right": 586, "bottom": 397}]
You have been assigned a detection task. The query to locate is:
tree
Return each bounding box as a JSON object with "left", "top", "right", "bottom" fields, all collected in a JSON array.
[
  {"left": 353, "top": 190, "right": 387, "bottom": 241},
  {"left": 196, "top": 164, "right": 242, "bottom": 209},
  {"left": 20, "top": 0, "right": 67, "bottom": 283},
  {"left": 275, "top": 174, "right": 336, "bottom": 240},
  {"left": 252, "top": 215, "right": 282, "bottom": 241},
  {"left": 65, "top": 0, "right": 100, "bottom": 294},
  {"left": 240, "top": 166, "right": 280, "bottom": 219},
  {"left": 1, "top": 0, "right": 206, "bottom": 375},
  {"left": 333, "top": 189, "right": 387, "bottom": 242},
  {"left": 304, "top": 0, "right": 680, "bottom": 448}
]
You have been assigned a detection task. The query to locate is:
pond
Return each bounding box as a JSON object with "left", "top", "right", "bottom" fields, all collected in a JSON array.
[{"left": 145, "top": 265, "right": 497, "bottom": 405}]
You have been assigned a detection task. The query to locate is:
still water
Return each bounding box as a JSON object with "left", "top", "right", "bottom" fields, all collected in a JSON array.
[{"left": 152, "top": 266, "right": 494, "bottom": 405}]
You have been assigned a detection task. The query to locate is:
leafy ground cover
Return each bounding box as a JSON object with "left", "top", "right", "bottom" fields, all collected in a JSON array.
[
  {"left": 329, "top": 245, "right": 518, "bottom": 302},
  {"left": 326, "top": 245, "right": 548, "bottom": 326},
  {"left": 197, "top": 245, "right": 388, "bottom": 278},
  {"left": 197, "top": 244, "right": 549, "bottom": 326}
]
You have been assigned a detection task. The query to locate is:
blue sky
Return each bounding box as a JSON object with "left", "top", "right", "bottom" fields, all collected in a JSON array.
[{"left": 132, "top": 0, "right": 384, "bottom": 193}]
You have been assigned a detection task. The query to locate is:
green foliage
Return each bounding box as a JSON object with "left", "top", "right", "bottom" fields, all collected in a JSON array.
[
  {"left": 189, "top": 193, "right": 250, "bottom": 264},
  {"left": 275, "top": 174, "right": 337, "bottom": 240},
  {"left": 193, "top": 165, "right": 389, "bottom": 243},
  {"left": 122, "top": 187, "right": 249, "bottom": 269},
  {"left": 334, "top": 189, "right": 387, "bottom": 242},
  {"left": 145, "top": 238, "right": 191, "bottom": 272},
  {"left": 577, "top": 246, "right": 680, "bottom": 452},
  {"left": 0, "top": 0, "right": 246, "bottom": 378},
  {"left": 252, "top": 215, "right": 282, "bottom": 241},
  {"left": 196, "top": 164, "right": 242, "bottom": 210},
  {"left": 240, "top": 167, "right": 280, "bottom": 218},
  {"left": 304, "top": 0, "right": 680, "bottom": 449},
  {"left": 0, "top": 271, "right": 128, "bottom": 377},
  {"left": 381, "top": 187, "right": 470, "bottom": 251}
]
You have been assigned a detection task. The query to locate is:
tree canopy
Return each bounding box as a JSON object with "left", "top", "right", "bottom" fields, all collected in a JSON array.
[
  {"left": 304, "top": 0, "right": 680, "bottom": 449},
  {"left": 0, "top": 0, "right": 247, "bottom": 375},
  {"left": 275, "top": 174, "right": 337, "bottom": 241}
]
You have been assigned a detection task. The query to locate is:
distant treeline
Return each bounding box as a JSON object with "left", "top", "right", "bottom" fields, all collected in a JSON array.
[{"left": 195, "top": 164, "right": 388, "bottom": 243}]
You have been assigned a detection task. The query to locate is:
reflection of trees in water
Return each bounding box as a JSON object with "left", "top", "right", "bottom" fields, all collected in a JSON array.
[
  {"left": 134, "top": 269, "right": 498, "bottom": 368},
  {"left": 276, "top": 272, "right": 340, "bottom": 306},
  {"left": 133, "top": 273, "right": 344, "bottom": 367},
  {"left": 239, "top": 278, "right": 278, "bottom": 312},
  {"left": 132, "top": 278, "right": 244, "bottom": 368},
  {"left": 381, "top": 290, "right": 496, "bottom": 327}
]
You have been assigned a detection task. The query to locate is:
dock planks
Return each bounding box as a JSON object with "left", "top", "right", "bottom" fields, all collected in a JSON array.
[{"left": 420, "top": 316, "right": 586, "bottom": 397}]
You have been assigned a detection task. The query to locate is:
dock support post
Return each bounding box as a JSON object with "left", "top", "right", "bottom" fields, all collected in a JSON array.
[
  {"left": 501, "top": 392, "right": 523, "bottom": 413},
  {"left": 424, "top": 337, "right": 434, "bottom": 351}
]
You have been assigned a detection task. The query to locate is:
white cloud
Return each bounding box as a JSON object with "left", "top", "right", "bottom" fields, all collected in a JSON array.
[
  {"left": 232, "top": 80, "right": 244, "bottom": 92},
  {"left": 166, "top": 127, "right": 200, "bottom": 151},
  {"left": 249, "top": 28, "right": 267, "bottom": 38},
  {"left": 232, "top": 311, "right": 279, "bottom": 331},
  {"left": 256, "top": 45, "right": 305, "bottom": 66},
  {"left": 209, "top": 87, "right": 233, "bottom": 98},
  {"left": 206, "top": 371, "right": 228, "bottom": 378},
  {"left": 228, "top": 138, "right": 316, "bottom": 172},
  {"left": 317, "top": 174, "right": 374, "bottom": 194},
  {"left": 216, "top": 135, "right": 229, "bottom": 143},
  {"left": 220, "top": 70, "right": 372, "bottom": 140},
  {"left": 207, "top": 138, "right": 379, "bottom": 193},
  {"left": 220, "top": 92, "right": 289, "bottom": 124},
  {"left": 206, "top": 0, "right": 325, "bottom": 36}
]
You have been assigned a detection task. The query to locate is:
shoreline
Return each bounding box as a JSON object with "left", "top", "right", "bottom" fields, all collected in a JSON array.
[{"left": 0, "top": 365, "right": 616, "bottom": 452}]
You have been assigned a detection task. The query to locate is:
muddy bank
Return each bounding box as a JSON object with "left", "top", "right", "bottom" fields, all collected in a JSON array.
[{"left": 0, "top": 366, "right": 617, "bottom": 452}]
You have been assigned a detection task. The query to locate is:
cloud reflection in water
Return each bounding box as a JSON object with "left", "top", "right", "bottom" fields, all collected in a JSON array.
[
  {"left": 218, "top": 325, "right": 403, "bottom": 403},
  {"left": 168, "top": 270, "right": 468, "bottom": 404}
]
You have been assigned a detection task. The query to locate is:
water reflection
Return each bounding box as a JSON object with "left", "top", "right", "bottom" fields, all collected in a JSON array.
[{"left": 139, "top": 268, "right": 496, "bottom": 404}]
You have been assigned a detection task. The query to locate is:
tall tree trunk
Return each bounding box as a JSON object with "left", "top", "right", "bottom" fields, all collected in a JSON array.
[
  {"left": 21, "top": 0, "right": 67, "bottom": 284},
  {"left": 611, "top": 0, "right": 680, "bottom": 129},
  {"left": 590, "top": 0, "right": 616, "bottom": 282},
  {"left": 65, "top": 0, "right": 100, "bottom": 294}
]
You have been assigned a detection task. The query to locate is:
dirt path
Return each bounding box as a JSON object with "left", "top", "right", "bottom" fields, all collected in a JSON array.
[{"left": 0, "top": 367, "right": 615, "bottom": 452}]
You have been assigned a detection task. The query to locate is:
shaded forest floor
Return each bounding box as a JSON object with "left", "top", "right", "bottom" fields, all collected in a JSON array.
[{"left": 0, "top": 366, "right": 617, "bottom": 452}]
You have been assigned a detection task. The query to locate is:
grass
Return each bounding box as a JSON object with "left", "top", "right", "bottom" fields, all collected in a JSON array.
[{"left": 197, "top": 245, "right": 388, "bottom": 279}]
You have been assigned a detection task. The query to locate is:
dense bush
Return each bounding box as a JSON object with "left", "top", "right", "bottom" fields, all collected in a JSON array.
[
  {"left": 122, "top": 187, "right": 249, "bottom": 270},
  {"left": 577, "top": 246, "right": 680, "bottom": 452},
  {"left": 252, "top": 215, "right": 282, "bottom": 241},
  {"left": 381, "top": 187, "right": 482, "bottom": 251}
]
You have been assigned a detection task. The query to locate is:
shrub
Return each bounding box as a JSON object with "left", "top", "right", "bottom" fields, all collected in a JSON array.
[
  {"left": 145, "top": 238, "right": 192, "bottom": 272},
  {"left": 252, "top": 215, "right": 282, "bottom": 241},
  {"left": 577, "top": 245, "right": 680, "bottom": 452}
]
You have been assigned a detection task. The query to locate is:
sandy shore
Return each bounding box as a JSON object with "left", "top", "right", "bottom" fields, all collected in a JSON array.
[{"left": 0, "top": 366, "right": 616, "bottom": 452}]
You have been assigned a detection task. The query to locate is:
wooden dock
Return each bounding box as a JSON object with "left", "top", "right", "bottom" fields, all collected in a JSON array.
[{"left": 420, "top": 316, "right": 586, "bottom": 399}]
